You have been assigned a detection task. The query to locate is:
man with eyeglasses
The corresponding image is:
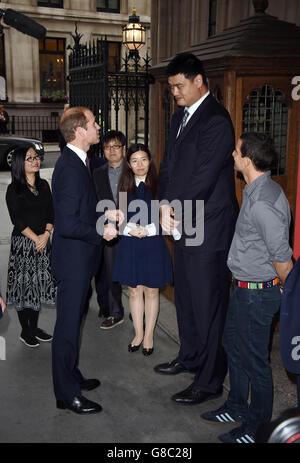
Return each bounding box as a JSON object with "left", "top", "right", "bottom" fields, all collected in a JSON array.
[{"left": 93, "top": 130, "right": 126, "bottom": 330}]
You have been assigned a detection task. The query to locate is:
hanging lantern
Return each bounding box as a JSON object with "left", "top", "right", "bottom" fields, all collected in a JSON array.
[{"left": 122, "top": 8, "right": 146, "bottom": 57}]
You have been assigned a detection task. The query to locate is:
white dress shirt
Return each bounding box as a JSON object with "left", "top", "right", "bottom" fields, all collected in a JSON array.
[
  {"left": 176, "top": 91, "right": 210, "bottom": 138},
  {"left": 66, "top": 143, "right": 87, "bottom": 165}
]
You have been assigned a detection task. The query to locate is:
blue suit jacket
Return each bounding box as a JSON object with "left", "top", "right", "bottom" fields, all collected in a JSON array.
[
  {"left": 51, "top": 146, "right": 102, "bottom": 281},
  {"left": 158, "top": 93, "right": 238, "bottom": 253}
]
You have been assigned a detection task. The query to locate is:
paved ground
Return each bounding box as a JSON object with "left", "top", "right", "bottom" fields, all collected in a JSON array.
[{"left": 0, "top": 148, "right": 298, "bottom": 448}]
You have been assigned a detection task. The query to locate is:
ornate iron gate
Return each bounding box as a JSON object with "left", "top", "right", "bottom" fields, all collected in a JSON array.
[{"left": 68, "top": 38, "right": 152, "bottom": 150}]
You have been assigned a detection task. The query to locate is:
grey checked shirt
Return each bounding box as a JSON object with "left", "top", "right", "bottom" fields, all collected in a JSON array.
[
  {"left": 108, "top": 161, "right": 123, "bottom": 203},
  {"left": 227, "top": 171, "right": 292, "bottom": 281}
]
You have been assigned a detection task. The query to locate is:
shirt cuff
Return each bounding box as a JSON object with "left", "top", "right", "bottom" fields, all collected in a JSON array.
[
  {"left": 172, "top": 228, "right": 181, "bottom": 240},
  {"left": 145, "top": 223, "right": 156, "bottom": 236},
  {"left": 123, "top": 224, "right": 133, "bottom": 236}
]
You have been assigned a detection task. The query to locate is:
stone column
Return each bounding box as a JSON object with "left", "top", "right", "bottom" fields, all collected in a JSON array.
[{"left": 6, "top": 28, "right": 39, "bottom": 103}]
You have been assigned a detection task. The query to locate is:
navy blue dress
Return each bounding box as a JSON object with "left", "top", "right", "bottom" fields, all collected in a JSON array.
[{"left": 113, "top": 182, "right": 173, "bottom": 288}]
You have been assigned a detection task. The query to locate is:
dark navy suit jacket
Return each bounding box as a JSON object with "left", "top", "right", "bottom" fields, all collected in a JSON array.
[
  {"left": 51, "top": 146, "right": 102, "bottom": 281},
  {"left": 158, "top": 93, "right": 238, "bottom": 253},
  {"left": 280, "top": 257, "right": 300, "bottom": 374}
]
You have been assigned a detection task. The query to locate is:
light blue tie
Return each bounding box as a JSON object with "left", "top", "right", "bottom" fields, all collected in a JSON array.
[{"left": 177, "top": 108, "right": 189, "bottom": 138}]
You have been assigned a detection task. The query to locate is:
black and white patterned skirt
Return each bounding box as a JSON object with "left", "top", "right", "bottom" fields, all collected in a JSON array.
[{"left": 6, "top": 235, "right": 57, "bottom": 311}]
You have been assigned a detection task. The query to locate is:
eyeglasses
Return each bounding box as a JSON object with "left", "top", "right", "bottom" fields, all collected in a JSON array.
[
  {"left": 25, "top": 156, "right": 41, "bottom": 163},
  {"left": 104, "top": 144, "right": 123, "bottom": 151}
]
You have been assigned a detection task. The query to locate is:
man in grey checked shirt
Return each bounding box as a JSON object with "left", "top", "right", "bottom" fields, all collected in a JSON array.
[{"left": 201, "top": 132, "right": 293, "bottom": 444}]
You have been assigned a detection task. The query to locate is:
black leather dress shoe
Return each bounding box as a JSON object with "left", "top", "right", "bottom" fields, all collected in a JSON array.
[
  {"left": 56, "top": 395, "right": 102, "bottom": 414},
  {"left": 80, "top": 378, "right": 101, "bottom": 391},
  {"left": 171, "top": 384, "right": 223, "bottom": 405},
  {"left": 154, "top": 358, "right": 189, "bottom": 375}
]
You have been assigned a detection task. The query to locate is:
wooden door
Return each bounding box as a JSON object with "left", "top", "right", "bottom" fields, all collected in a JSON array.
[{"left": 235, "top": 75, "right": 299, "bottom": 217}]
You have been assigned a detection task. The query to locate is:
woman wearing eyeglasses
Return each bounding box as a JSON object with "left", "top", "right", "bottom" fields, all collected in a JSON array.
[{"left": 5, "top": 146, "right": 56, "bottom": 347}]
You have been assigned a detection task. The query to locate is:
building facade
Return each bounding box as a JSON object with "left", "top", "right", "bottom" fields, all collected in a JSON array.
[
  {"left": 151, "top": 0, "right": 300, "bottom": 66},
  {"left": 0, "top": 0, "right": 151, "bottom": 120}
]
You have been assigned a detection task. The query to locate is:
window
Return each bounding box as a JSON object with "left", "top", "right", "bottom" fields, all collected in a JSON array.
[
  {"left": 108, "top": 42, "right": 121, "bottom": 72},
  {"left": 242, "top": 84, "right": 288, "bottom": 176},
  {"left": 97, "top": 40, "right": 121, "bottom": 72},
  {"left": 39, "top": 38, "right": 66, "bottom": 103},
  {"left": 38, "top": 0, "right": 63, "bottom": 7},
  {"left": 208, "top": 0, "right": 217, "bottom": 37},
  {"left": 97, "top": 0, "right": 120, "bottom": 13}
]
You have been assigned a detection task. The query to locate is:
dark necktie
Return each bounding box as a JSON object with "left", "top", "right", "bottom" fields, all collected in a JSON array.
[
  {"left": 85, "top": 156, "right": 91, "bottom": 175},
  {"left": 177, "top": 108, "right": 189, "bottom": 138}
]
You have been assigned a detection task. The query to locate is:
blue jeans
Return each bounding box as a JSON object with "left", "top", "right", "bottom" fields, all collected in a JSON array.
[{"left": 223, "top": 283, "right": 281, "bottom": 433}]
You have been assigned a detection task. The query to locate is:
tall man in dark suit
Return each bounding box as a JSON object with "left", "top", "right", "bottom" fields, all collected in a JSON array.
[
  {"left": 93, "top": 130, "right": 126, "bottom": 330},
  {"left": 51, "top": 107, "right": 117, "bottom": 414},
  {"left": 154, "top": 53, "right": 238, "bottom": 404}
]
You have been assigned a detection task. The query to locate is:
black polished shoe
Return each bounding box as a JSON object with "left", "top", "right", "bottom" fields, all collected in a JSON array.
[
  {"left": 142, "top": 347, "right": 154, "bottom": 356},
  {"left": 56, "top": 395, "right": 102, "bottom": 414},
  {"left": 154, "top": 358, "right": 189, "bottom": 375},
  {"left": 80, "top": 378, "right": 101, "bottom": 391},
  {"left": 171, "top": 383, "right": 223, "bottom": 405},
  {"left": 128, "top": 342, "right": 142, "bottom": 352}
]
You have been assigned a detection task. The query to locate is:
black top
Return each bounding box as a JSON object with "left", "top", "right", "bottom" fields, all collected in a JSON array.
[
  {"left": 6, "top": 179, "right": 54, "bottom": 236},
  {"left": 0, "top": 110, "right": 9, "bottom": 134}
]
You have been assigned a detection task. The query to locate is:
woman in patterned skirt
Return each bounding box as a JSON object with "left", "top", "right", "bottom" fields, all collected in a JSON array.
[{"left": 6, "top": 146, "right": 56, "bottom": 347}]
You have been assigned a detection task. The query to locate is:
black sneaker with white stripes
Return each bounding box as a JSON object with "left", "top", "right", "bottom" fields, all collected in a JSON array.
[
  {"left": 20, "top": 335, "right": 40, "bottom": 348},
  {"left": 35, "top": 328, "right": 53, "bottom": 342},
  {"left": 218, "top": 424, "right": 256, "bottom": 443},
  {"left": 201, "top": 403, "right": 243, "bottom": 424}
]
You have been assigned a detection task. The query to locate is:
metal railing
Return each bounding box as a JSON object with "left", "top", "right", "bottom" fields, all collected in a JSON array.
[{"left": 8, "top": 115, "right": 60, "bottom": 142}]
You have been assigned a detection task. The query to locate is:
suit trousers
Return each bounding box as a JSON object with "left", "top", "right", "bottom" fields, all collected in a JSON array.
[
  {"left": 103, "top": 242, "right": 124, "bottom": 319},
  {"left": 52, "top": 277, "right": 91, "bottom": 402},
  {"left": 174, "top": 246, "right": 230, "bottom": 393}
]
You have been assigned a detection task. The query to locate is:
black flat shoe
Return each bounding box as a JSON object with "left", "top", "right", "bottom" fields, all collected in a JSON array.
[
  {"left": 142, "top": 347, "right": 154, "bottom": 356},
  {"left": 56, "top": 395, "right": 102, "bottom": 414},
  {"left": 128, "top": 342, "right": 142, "bottom": 352}
]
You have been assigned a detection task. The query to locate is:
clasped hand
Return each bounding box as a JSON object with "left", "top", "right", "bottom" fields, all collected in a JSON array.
[
  {"left": 160, "top": 205, "right": 180, "bottom": 234},
  {"left": 103, "top": 209, "right": 125, "bottom": 241},
  {"left": 35, "top": 232, "right": 49, "bottom": 252},
  {"left": 105, "top": 209, "right": 124, "bottom": 225},
  {"left": 128, "top": 224, "right": 148, "bottom": 239}
]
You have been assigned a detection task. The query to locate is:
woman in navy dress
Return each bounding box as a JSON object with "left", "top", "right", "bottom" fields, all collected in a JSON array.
[{"left": 113, "top": 144, "right": 172, "bottom": 356}]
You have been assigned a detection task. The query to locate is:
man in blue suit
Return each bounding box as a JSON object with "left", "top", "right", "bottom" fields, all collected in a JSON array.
[
  {"left": 155, "top": 53, "right": 238, "bottom": 404},
  {"left": 51, "top": 107, "right": 117, "bottom": 414}
]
